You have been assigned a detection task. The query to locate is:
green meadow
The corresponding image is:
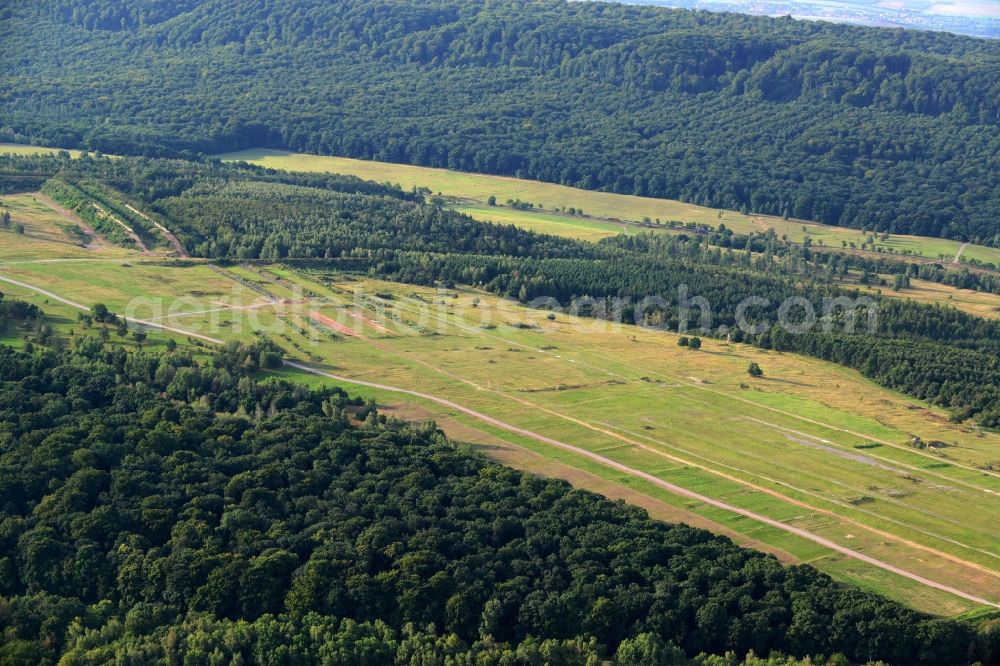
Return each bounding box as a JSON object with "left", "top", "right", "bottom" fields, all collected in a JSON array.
[
  {"left": 4, "top": 179, "right": 1000, "bottom": 618},
  {"left": 0, "top": 142, "right": 86, "bottom": 158},
  {"left": 7, "top": 141, "right": 1000, "bottom": 265},
  {"left": 4, "top": 209, "right": 999, "bottom": 617},
  {"left": 218, "top": 148, "right": 1000, "bottom": 266}
]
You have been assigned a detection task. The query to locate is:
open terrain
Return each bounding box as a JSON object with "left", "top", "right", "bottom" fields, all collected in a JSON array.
[
  {"left": 9, "top": 141, "right": 1000, "bottom": 271},
  {"left": 218, "top": 149, "right": 1000, "bottom": 268},
  {"left": 855, "top": 276, "right": 1000, "bottom": 319},
  {"left": 3, "top": 210, "right": 1000, "bottom": 618},
  {"left": 4, "top": 2, "right": 1000, "bottom": 658},
  {"left": 0, "top": 142, "right": 86, "bottom": 158}
]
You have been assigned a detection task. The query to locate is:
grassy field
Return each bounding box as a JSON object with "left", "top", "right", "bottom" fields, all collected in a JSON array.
[
  {"left": 217, "top": 148, "right": 1000, "bottom": 266},
  {"left": 216, "top": 148, "right": 777, "bottom": 232},
  {"left": 5, "top": 175, "right": 1000, "bottom": 616},
  {"left": 454, "top": 204, "right": 625, "bottom": 241},
  {"left": 5, "top": 142, "right": 998, "bottom": 264},
  {"left": 0, "top": 142, "right": 86, "bottom": 158},
  {"left": 4, "top": 217, "right": 1000, "bottom": 616},
  {"left": 855, "top": 275, "right": 1000, "bottom": 319},
  {"left": 0, "top": 192, "right": 133, "bottom": 262}
]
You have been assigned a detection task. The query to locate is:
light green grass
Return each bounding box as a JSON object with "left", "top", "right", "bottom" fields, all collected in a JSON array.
[
  {"left": 455, "top": 205, "right": 624, "bottom": 241},
  {"left": 0, "top": 192, "right": 134, "bottom": 262},
  {"left": 0, "top": 143, "right": 85, "bottom": 158},
  {"left": 5, "top": 185, "right": 1000, "bottom": 616},
  {"left": 217, "top": 148, "right": 1000, "bottom": 266},
  {"left": 866, "top": 277, "right": 1000, "bottom": 319},
  {"left": 217, "top": 148, "right": 761, "bottom": 230}
]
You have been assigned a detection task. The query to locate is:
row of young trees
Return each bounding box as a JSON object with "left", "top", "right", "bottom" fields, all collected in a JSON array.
[
  {"left": 152, "top": 180, "right": 585, "bottom": 261},
  {"left": 0, "top": 327, "right": 994, "bottom": 664},
  {"left": 608, "top": 228, "right": 1000, "bottom": 295},
  {"left": 3, "top": 0, "right": 999, "bottom": 241},
  {"left": 360, "top": 250, "right": 1000, "bottom": 424},
  {"left": 7, "top": 152, "right": 1000, "bottom": 422}
]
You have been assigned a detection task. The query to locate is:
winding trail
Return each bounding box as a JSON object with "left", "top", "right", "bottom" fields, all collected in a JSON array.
[
  {"left": 283, "top": 360, "right": 1000, "bottom": 610},
  {"left": 0, "top": 274, "right": 222, "bottom": 344},
  {"left": 2, "top": 269, "right": 998, "bottom": 609}
]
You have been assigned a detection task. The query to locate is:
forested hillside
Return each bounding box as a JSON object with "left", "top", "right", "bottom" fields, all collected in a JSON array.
[
  {"left": 6, "top": 152, "right": 1000, "bottom": 425},
  {"left": 2, "top": 0, "right": 999, "bottom": 242},
  {"left": 0, "top": 325, "right": 993, "bottom": 665}
]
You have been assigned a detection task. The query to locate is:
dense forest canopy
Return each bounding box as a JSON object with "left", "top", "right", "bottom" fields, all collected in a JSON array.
[
  {"left": 0, "top": 324, "right": 993, "bottom": 664},
  {"left": 4, "top": 3, "right": 1000, "bottom": 662},
  {"left": 2, "top": 0, "right": 999, "bottom": 242}
]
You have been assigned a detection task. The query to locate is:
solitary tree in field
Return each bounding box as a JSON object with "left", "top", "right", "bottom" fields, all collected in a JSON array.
[
  {"left": 689, "top": 337, "right": 702, "bottom": 350},
  {"left": 677, "top": 336, "right": 689, "bottom": 347},
  {"left": 91, "top": 303, "right": 111, "bottom": 323},
  {"left": 748, "top": 361, "right": 764, "bottom": 378}
]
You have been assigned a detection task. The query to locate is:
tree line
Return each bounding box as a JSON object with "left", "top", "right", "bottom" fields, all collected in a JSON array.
[
  {"left": 0, "top": 324, "right": 994, "bottom": 664},
  {"left": 608, "top": 228, "right": 1000, "bottom": 295},
  {"left": 6, "top": 152, "right": 1000, "bottom": 423},
  {"left": 2, "top": 0, "right": 999, "bottom": 241}
]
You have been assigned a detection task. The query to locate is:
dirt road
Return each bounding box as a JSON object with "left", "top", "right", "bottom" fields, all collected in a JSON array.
[
  {"left": 124, "top": 203, "right": 189, "bottom": 257},
  {"left": 92, "top": 203, "right": 150, "bottom": 254},
  {"left": 2, "top": 269, "right": 997, "bottom": 609},
  {"left": 0, "top": 273, "right": 222, "bottom": 344},
  {"left": 284, "top": 360, "right": 1000, "bottom": 610},
  {"left": 954, "top": 242, "right": 969, "bottom": 264}
]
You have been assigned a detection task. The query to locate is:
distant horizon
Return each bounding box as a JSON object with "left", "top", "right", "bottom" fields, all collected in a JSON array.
[{"left": 618, "top": 0, "right": 1000, "bottom": 38}]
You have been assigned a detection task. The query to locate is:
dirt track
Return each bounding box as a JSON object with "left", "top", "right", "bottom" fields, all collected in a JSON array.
[
  {"left": 33, "top": 193, "right": 111, "bottom": 250},
  {"left": 91, "top": 203, "right": 150, "bottom": 254},
  {"left": 124, "top": 203, "right": 189, "bottom": 257},
  {"left": 2, "top": 269, "right": 997, "bottom": 609},
  {"left": 284, "top": 360, "right": 1000, "bottom": 610},
  {"left": 954, "top": 241, "right": 969, "bottom": 264},
  {"left": 0, "top": 274, "right": 222, "bottom": 344}
]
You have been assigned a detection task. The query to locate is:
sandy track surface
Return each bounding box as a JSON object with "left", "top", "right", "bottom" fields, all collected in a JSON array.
[
  {"left": 284, "top": 359, "right": 1000, "bottom": 610},
  {"left": 0, "top": 273, "right": 222, "bottom": 343},
  {"left": 91, "top": 203, "right": 150, "bottom": 254},
  {"left": 124, "top": 203, "right": 189, "bottom": 257},
  {"left": 955, "top": 241, "right": 970, "bottom": 264},
  {"left": 2, "top": 270, "right": 996, "bottom": 609}
]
